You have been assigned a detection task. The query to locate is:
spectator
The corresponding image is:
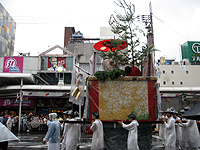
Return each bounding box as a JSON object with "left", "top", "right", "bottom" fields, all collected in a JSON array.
[
  {"left": 0, "top": 114, "right": 3, "bottom": 124},
  {"left": 39, "top": 117, "right": 43, "bottom": 131},
  {"left": 3, "top": 115, "right": 8, "bottom": 125},
  {"left": 23, "top": 116, "right": 27, "bottom": 131}
]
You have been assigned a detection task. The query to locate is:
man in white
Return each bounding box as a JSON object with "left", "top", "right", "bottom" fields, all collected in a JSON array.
[
  {"left": 118, "top": 112, "right": 139, "bottom": 150},
  {"left": 163, "top": 108, "right": 176, "bottom": 150},
  {"left": 43, "top": 113, "right": 61, "bottom": 150},
  {"left": 62, "top": 110, "right": 79, "bottom": 150},
  {"left": 158, "top": 110, "right": 166, "bottom": 146},
  {"left": 74, "top": 111, "right": 81, "bottom": 149},
  {"left": 91, "top": 111, "right": 104, "bottom": 150},
  {"left": 179, "top": 109, "right": 189, "bottom": 149},
  {"left": 178, "top": 106, "right": 200, "bottom": 150},
  {"left": 6, "top": 116, "right": 12, "bottom": 131},
  {"left": 172, "top": 110, "right": 182, "bottom": 150}
]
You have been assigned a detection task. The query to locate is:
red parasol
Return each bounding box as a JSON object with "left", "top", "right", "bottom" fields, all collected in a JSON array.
[{"left": 94, "top": 39, "right": 127, "bottom": 52}]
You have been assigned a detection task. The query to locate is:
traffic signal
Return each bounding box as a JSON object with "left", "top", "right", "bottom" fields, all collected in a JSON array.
[{"left": 182, "top": 95, "right": 186, "bottom": 102}]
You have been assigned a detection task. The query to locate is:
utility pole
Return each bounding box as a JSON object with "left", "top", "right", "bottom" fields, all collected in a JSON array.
[
  {"left": 147, "top": 2, "right": 154, "bottom": 76},
  {"left": 18, "top": 78, "right": 23, "bottom": 132},
  {"left": 141, "top": 2, "right": 155, "bottom": 76}
]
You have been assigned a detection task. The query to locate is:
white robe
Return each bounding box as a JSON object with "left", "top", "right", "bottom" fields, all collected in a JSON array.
[
  {"left": 122, "top": 120, "right": 139, "bottom": 150},
  {"left": 164, "top": 116, "right": 176, "bottom": 150},
  {"left": 6, "top": 117, "right": 12, "bottom": 130},
  {"left": 47, "top": 143, "right": 60, "bottom": 150},
  {"left": 75, "top": 117, "right": 82, "bottom": 146},
  {"left": 182, "top": 119, "right": 200, "bottom": 148},
  {"left": 90, "top": 119, "right": 104, "bottom": 150},
  {"left": 62, "top": 118, "right": 79, "bottom": 150},
  {"left": 179, "top": 118, "right": 189, "bottom": 150},
  {"left": 159, "top": 115, "right": 166, "bottom": 144},
  {"left": 174, "top": 117, "right": 182, "bottom": 150}
]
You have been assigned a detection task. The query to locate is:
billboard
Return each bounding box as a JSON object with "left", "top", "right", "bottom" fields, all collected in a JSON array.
[
  {"left": 48, "top": 57, "right": 66, "bottom": 71},
  {"left": 0, "top": 99, "right": 34, "bottom": 107},
  {"left": 3, "top": 57, "right": 23, "bottom": 73},
  {"left": 181, "top": 41, "right": 200, "bottom": 62}
]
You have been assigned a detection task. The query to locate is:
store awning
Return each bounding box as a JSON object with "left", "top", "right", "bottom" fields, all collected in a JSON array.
[
  {"left": 0, "top": 85, "right": 71, "bottom": 91},
  {"left": 0, "top": 85, "right": 71, "bottom": 98},
  {"left": 0, "top": 73, "right": 35, "bottom": 86},
  {"left": 159, "top": 86, "right": 200, "bottom": 93}
]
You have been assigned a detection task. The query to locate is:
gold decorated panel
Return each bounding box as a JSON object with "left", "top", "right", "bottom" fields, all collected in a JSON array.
[{"left": 99, "top": 80, "right": 149, "bottom": 120}]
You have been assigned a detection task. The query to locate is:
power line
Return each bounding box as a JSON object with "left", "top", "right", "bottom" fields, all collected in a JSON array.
[{"left": 153, "top": 15, "right": 187, "bottom": 41}]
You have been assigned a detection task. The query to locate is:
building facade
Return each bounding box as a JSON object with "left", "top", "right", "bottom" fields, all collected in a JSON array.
[
  {"left": 0, "top": 45, "right": 75, "bottom": 116},
  {"left": 157, "top": 59, "right": 200, "bottom": 111},
  {"left": 0, "top": 3, "right": 16, "bottom": 56}
]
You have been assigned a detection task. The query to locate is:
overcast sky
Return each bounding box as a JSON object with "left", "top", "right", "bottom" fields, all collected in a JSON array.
[{"left": 1, "top": 0, "right": 200, "bottom": 61}]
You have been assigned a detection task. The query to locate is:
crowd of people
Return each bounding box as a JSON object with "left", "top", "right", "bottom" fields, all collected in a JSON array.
[
  {"left": 158, "top": 106, "right": 200, "bottom": 150},
  {"left": 0, "top": 111, "right": 64, "bottom": 133},
  {"left": 1, "top": 106, "right": 200, "bottom": 150}
]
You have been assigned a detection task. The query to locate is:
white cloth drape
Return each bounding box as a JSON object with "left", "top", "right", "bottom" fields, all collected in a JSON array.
[
  {"left": 164, "top": 116, "right": 176, "bottom": 150},
  {"left": 62, "top": 118, "right": 79, "bottom": 150},
  {"left": 122, "top": 120, "right": 139, "bottom": 150},
  {"left": 91, "top": 119, "right": 104, "bottom": 150}
]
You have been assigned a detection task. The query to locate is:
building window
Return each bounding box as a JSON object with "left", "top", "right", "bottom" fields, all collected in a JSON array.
[
  {"left": 163, "top": 81, "right": 166, "bottom": 85},
  {"left": 171, "top": 71, "right": 174, "bottom": 74},
  {"left": 180, "top": 82, "right": 183, "bottom": 85},
  {"left": 172, "top": 82, "right": 174, "bottom": 85},
  {"left": 186, "top": 71, "right": 188, "bottom": 74},
  {"left": 66, "top": 57, "right": 73, "bottom": 71},
  {"left": 163, "top": 70, "right": 165, "bottom": 74}
]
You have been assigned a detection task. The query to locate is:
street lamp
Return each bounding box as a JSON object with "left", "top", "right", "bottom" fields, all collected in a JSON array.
[{"left": 57, "top": 65, "right": 64, "bottom": 86}]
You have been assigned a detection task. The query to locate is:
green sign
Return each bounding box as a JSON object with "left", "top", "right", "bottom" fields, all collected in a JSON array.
[{"left": 181, "top": 41, "right": 200, "bottom": 62}]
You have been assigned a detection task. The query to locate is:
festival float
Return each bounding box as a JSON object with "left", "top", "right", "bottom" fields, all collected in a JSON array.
[{"left": 84, "top": 39, "right": 159, "bottom": 150}]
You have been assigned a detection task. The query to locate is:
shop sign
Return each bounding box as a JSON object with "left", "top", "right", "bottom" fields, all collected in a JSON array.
[
  {"left": 3, "top": 57, "right": 23, "bottom": 73},
  {"left": 182, "top": 41, "right": 200, "bottom": 62},
  {"left": 0, "top": 99, "right": 34, "bottom": 107},
  {"left": 48, "top": 57, "right": 66, "bottom": 71}
]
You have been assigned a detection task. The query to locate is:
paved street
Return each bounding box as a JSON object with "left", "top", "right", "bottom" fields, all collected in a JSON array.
[{"left": 8, "top": 132, "right": 165, "bottom": 150}]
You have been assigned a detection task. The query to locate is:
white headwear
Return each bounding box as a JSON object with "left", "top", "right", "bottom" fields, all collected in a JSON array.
[{"left": 49, "top": 113, "right": 57, "bottom": 119}]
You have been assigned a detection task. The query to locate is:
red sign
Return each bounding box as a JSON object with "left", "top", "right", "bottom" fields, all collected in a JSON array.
[
  {"left": 0, "top": 99, "right": 34, "bottom": 107},
  {"left": 3, "top": 57, "right": 23, "bottom": 73},
  {"left": 48, "top": 57, "right": 66, "bottom": 70},
  {"left": 94, "top": 39, "right": 127, "bottom": 52}
]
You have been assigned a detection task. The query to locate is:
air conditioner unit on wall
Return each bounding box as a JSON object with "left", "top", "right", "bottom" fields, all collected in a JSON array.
[
  {"left": 160, "top": 57, "right": 165, "bottom": 65},
  {"left": 172, "top": 61, "right": 179, "bottom": 65}
]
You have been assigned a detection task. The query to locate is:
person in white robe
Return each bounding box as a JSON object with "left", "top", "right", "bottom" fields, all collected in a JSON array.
[
  {"left": 43, "top": 113, "right": 61, "bottom": 150},
  {"left": 178, "top": 109, "right": 189, "bottom": 150},
  {"left": 158, "top": 110, "right": 166, "bottom": 145},
  {"left": 163, "top": 108, "right": 176, "bottom": 150},
  {"left": 118, "top": 112, "right": 139, "bottom": 150},
  {"left": 62, "top": 110, "right": 79, "bottom": 150},
  {"left": 6, "top": 116, "right": 12, "bottom": 131},
  {"left": 91, "top": 111, "right": 104, "bottom": 150},
  {"left": 172, "top": 110, "right": 182, "bottom": 150},
  {"left": 74, "top": 111, "right": 82, "bottom": 149},
  {"left": 178, "top": 106, "right": 200, "bottom": 150}
]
